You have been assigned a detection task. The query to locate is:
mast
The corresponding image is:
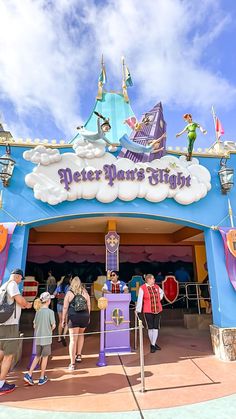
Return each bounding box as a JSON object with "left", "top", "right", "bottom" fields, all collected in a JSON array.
[
  {"left": 228, "top": 198, "right": 234, "bottom": 228},
  {"left": 121, "top": 56, "right": 129, "bottom": 103},
  {"left": 211, "top": 105, "right": 219, "bottom": 143},
  {"left": 96, "top": 54, "right": 106, "bottom": 101}
]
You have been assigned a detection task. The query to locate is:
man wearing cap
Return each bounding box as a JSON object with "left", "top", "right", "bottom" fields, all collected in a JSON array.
[{"left": 0, "top": 269, "right": 32, "bottom": 395}]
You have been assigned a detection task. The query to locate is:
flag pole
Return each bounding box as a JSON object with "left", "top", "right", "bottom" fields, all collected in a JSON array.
[
  {"left": 121, "top": 56, "right": 129, "bottom": 102},
  {"left": 211, "top": 105, "right": 219, "bottom": 143},
  {"left": 96, "top": 54, "right": 105, "bottom": 101},
  {"left": 228, "top": 198, "right": 234, "bottom": 228},
  {"left": 121, "top": 56, "right": 125, "bottom": 83}
]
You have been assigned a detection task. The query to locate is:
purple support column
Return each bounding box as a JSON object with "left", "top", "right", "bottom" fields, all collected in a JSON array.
[
  {"left": 28, "top": 332, "right": 39, "bottom": 369},
  {"left": 97, "top": 307, "right": 107, "bottom": 367}
]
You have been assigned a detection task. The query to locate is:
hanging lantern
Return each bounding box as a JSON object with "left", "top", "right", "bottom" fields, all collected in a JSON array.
[
  {"left": 218, "top": 157, "right": 234, "bottom": 194},
  {"left": 0, "top": 145, "right": 15, "bottom": 187}
]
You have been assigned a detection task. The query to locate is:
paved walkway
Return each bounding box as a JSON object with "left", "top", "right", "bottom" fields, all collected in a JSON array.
[{"left": 1, "top": 327, "right": 236, "bottom": 418}]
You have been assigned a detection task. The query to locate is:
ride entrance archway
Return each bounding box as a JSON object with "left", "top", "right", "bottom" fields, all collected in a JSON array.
[{"left": 25, "top": 215, "right": 209, "bottom": 327}]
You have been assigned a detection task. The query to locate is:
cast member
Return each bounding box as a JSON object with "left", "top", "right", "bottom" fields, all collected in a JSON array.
[
  {"left": 136, "top": 273, "right": 164, "bottom": 353},
  {"left": 102, "top": 271, "right": 129, "bottom": 294}
]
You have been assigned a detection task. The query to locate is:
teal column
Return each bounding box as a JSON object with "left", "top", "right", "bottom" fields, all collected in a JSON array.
[
  {"left": 3, "top": 224, "right": 29, "bottom": 289},
  {"left": 204, "top": 228, "right": 236, "bottom": 327}
]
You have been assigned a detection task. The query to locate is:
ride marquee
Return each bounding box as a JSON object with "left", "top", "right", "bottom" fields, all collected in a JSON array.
[{"left": 23, "top": 145, "right": 211, "bottom": 206}]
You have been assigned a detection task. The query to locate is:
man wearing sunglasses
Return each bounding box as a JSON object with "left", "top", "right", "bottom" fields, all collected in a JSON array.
[{"left": 102, "top": 271, "right": 128, "bottom": 294}]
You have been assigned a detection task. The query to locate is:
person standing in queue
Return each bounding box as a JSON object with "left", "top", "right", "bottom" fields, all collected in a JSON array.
[
  {"left": 46, "top": 270, "right": 57, "bottom": 294},
  {"left": 62, "top": 277, "right": 90, "bottom": 371},
  {"left": 136, "top": 273, "right": 164, "bottom": 353},
  {"left": 54, "top": 274, "right": 71, "bottom": 346},
  {"left": 46, "top": 270, "right": 57, "bottom": 311},
  {"left": 102, "top": 271, "right": 129, "bottom": 294},
  {"left": 0, "top": 269, "right": 32, "bottom": 395}
]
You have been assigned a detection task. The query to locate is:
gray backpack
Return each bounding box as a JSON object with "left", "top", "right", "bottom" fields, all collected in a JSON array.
[{"left": 0, "top": 282, "right": 16, "bottom": 324}]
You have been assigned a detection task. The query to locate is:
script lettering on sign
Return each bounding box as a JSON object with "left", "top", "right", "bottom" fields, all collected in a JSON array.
[{"left": 58, "top": 164, "right": 191, "bottom": 191}]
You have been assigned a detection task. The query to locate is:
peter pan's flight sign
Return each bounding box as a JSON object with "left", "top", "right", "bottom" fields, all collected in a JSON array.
[
  {"left": 23, "top": 146, "right": 211, "bottom": 206},
  {"left": 58, "top": 164, "right": 191, "bottom": 191}
]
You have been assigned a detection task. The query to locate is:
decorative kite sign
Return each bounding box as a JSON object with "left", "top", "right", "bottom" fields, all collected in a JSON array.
[
  {"left": 0, "top": 224, "right": 8, "bottom": 253},
  {"left": 219, "top": 227, "right": 236, "bottom": 290},
  {"left": 226, "top": 229, "right": 236, "bottom": 258},
  {"left": 162, "top": 275, "right": 179, "bottom": 304}
]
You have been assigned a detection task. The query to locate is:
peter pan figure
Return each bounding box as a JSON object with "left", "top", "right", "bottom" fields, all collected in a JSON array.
[{"left": 176, "top": 113, "right": 207, "bottom": 161}]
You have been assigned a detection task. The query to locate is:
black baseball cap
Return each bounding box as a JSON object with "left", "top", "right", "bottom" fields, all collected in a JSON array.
[{"left": 11, "top": 269, "right": 24, "bottom": 278}]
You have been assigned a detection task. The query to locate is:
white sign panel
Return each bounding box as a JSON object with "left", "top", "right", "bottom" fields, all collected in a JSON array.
[{"left": 23, "top": 145, "right": 211, "bottom": 206}]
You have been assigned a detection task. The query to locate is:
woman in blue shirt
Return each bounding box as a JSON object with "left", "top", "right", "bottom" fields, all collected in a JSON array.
[{"left": 54, "top": 274, "right": 71, "bottom": 346}]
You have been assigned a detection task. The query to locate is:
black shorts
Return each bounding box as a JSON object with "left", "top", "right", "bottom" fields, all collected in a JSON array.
[
  {"left": 143, "top": 313, "right": 161, "bottom": 330},
  {"left": 68, "top": 309, "right": 90, "bottom": 329}
]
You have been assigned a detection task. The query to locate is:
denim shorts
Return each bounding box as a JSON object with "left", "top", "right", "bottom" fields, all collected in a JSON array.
[{"left": 57, "top": 303, "right": 64, "bottom": 313}]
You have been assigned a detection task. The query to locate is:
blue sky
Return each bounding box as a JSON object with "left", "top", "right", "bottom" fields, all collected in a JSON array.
[{"left": 0, "top": 0, "right": 236, "bottom": 149}]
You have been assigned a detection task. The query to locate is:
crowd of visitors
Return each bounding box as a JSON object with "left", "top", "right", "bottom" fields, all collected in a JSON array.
[
  {"left": 0, "top": 269, "right": 91, "bottom": 394},
  {"left": 0, "top": 266, "right": 210, "bottom": 395}
]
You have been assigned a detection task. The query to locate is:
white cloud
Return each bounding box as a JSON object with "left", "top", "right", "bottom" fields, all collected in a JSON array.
[
  {"left": 92, "top": 0, "right": 236, "bottom": 110},
  {"left": 24, "top": 151, "right": 211, "bottom": 206},
  {"left": 0, "top": 0, "right": 90, "bottom": 136},
  {"left": 73, "top": 136, "right": 106, "bottom": 158},
  {"left": 0, "top": 0, "right": 235, "bottom": 139},
  {"left": 23, "top": 145, "right": 62, "bottom": 165}
]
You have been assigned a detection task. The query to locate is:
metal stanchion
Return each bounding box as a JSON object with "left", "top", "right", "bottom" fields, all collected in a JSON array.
[
  {"left": 185, "top": 283, "right": 189, "bottom": 309},
  {"left": 196, "top": 284, "right": 201, "bottom": 315},
  {"left": 134, "top": 303, "right": 138, "bottom": 350},
  {"left": 97, "top": 297, "right": 108, "bottom": 367},
  {"left": 138, "top": 319, "right": 146, "bottom": 393},
  {"left": 97, "top": 307, "right": 107, "bottom": 367}
]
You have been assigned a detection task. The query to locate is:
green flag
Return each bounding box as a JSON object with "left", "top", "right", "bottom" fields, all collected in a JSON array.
[
  {"left": 125, "top": 65, "right": 133, "bottom": 87},
  {"left": 98, "top": 65, "right": 107, "bottom": 85}
]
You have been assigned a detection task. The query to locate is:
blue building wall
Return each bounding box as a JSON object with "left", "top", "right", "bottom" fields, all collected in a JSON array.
[{"left": 1, "top": 143, "right": 236, "bottom": 327}]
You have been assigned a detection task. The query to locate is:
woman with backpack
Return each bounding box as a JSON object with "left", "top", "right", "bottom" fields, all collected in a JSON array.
[
  {"left": 54, "top": 274, "right": 71, "bottom": 346},
  {"left": 61, "top": 276, "right": 90, "bottom": 371}
]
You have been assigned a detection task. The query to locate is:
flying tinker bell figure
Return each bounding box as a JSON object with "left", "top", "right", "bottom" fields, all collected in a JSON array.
[{"left": 176, "top": 113, "right": 207, "bottom": 161}]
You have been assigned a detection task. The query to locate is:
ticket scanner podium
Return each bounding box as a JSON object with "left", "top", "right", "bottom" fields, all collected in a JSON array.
[{"left": 104, "top": 293, "right": 131, "bottom": 353}]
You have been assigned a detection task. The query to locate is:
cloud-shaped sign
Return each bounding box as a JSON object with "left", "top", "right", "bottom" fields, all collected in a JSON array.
[
  {"left": 73, "top": 136, "right": 106, "bottom": 159},
  {"left": 24, "top": 151, "right": 211, "bottom": 206},
  {"left": 23, "top": 145, "right": 62, "bottom": 165}
]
